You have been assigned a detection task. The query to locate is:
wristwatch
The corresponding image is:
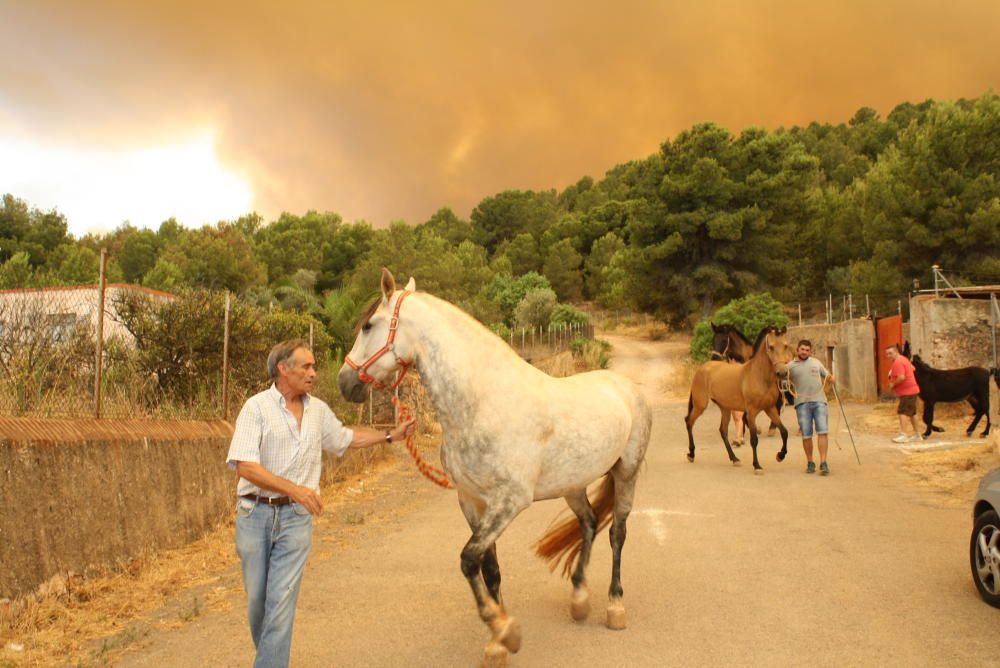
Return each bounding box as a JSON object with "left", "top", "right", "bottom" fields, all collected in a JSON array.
[{"left": 384, "top": 431, "right": 393, "bottom": 443}]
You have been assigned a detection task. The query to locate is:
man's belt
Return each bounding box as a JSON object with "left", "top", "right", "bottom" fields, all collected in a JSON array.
[{"left": 241, "top": 493, "right": 291, "bottom": 506}]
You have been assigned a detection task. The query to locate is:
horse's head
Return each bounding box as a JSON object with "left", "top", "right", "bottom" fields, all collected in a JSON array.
[
  {"left": 710, "top": 323, "right": 730, "bottom": 359},
  {"left": 338, "top": 268, "right": 418, "bottom": 403},
  {"left": 761, "top": 326, "right": 794, "bottom": 378}
]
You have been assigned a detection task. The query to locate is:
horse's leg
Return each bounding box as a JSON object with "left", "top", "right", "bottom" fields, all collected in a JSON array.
[
  {"left": 460, "top": 493, "right": 530, "bottom": 661},
  {"left": 716, "top": 406, "right": 740, "bottom": 464},
  {"left": 607, "top": 469, "right": 637, "bottom": 630},
  {"left": 685, "top": 394, "right": 708, "bottom": 463},
  {"left": 967, "top": 393, "right": 988, "bottom": 437},
  {"left": 746, "top": 409, "right": 761, "bottom": 472},
  {"left": 564, "top": 490, "right": 597, "bottom": 622},
  {"left": 982, "top": 387, "right": 992, "bottom": 436},
  {"left": 762, "top": 404, "right": 790, "bottom": 463},
  {"left": 768, "top": 394, "right": 781, "bottom": 437},
  {"left": 922, "top": 400, "right": 936, "bottom": 438},
  {"left": 458, "top": 494, "right": 505, "bottom": 608}
]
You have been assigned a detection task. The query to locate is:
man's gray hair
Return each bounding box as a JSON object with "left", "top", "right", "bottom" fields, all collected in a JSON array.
[{"left": 268, "top": 339, "right": 311, "bottom": 380}]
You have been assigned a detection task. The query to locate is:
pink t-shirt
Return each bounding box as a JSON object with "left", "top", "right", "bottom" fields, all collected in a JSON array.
[{"left": 890, "top": 356, "right": 920, "bottom": 396}]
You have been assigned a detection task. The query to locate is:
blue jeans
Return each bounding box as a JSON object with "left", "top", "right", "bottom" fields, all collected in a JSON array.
[
  {"left": 235, "top": 499, "right": 313, "bottom": 668},
  {"left": 795, "top": 401, "right": 829, "bottom": 438}
]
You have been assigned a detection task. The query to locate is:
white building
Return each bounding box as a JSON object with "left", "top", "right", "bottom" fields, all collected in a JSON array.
[{"left": 0, "top": 283, "right": 176, "bottom": 343}]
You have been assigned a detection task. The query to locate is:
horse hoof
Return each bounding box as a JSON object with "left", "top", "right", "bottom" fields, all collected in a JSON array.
[
  {"left": 571, "top": 587, "right": 591, "bottom": 621},
  {"left": 686, "top": 454, "right": 695, "bottom": 463},
  {"left": 776, "top": 451, "right": 786, "bottom": 462},
  {"left": 767, "top": 429, "right": 776, "bottom": 438},
  {"left": 731, "top": 459, "right": 741, "bottom": 466},
  {"left": 754, "top": 468, "right": 764, "bottom": 476},
  {"left": 606, "top": 599, "right": 626, "bottom": 630},
  {"left": 483, "top": 641, "right": 508, "bottom": 668},
  {"left": 493, "top": 615, "right": 521, "bottom": 654}
]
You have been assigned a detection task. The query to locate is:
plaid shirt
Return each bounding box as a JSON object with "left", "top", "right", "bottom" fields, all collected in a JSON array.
[{"left": 226, "top": 385, "right": 354, "bottom": 497}]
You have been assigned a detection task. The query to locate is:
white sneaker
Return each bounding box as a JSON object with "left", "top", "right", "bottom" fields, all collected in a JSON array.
[
  {"left": 891, "top": 433, "right": 909, "bottom": 443},
  {"left": 909, "top": 433, "right": 925, "bottom": 442}
]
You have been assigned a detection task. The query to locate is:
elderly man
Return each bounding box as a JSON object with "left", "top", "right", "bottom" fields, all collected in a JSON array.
[
  {"left": 885, "top": 344, "right": 923, "bottom": 443},
  {"left": 226, "top": 338, "right": 415, "bottom": 668}
]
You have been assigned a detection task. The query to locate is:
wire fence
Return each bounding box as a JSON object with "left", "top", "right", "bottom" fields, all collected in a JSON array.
[
  {"left": 0, "top": 254, "right": 597, "bottom": 422},
  {"left": 785, "top": 293, "right": 912, "bottom": 327}
]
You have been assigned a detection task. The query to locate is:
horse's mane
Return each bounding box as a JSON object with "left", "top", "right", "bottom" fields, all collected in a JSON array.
[
  {"left": 354, "top": 295, "right": 382, "bottom": 335},
  {"left": 727, "top": 325, "right": 752, "bottom": 347},
  {"left": 751, "top": 325, "right": 785, "bottom": 354}
]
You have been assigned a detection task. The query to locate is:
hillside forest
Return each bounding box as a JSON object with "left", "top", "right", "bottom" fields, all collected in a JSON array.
[{"left": 2, "top": 92, "right": 999, "bottom": 349}]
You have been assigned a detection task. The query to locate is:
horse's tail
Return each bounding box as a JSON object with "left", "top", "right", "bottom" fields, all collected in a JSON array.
[{"left": 534, "top": 474, "right": 616, "bottom": 579}]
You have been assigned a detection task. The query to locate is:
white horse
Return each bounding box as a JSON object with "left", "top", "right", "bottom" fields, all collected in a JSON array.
[{"left": 338, "top": 269, "right": 651, "bottom": 666}]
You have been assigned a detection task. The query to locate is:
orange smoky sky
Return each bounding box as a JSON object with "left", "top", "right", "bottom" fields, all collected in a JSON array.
[{"left": 2, "top": 0, "right": 999, "bottom": 234}]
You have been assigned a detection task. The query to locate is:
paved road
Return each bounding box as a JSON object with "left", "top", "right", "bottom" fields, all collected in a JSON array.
[{"left": 118, "top": 335, "right": 1000, "bottom": 667}]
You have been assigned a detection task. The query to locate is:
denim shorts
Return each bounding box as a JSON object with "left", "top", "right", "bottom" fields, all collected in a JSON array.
[{"left": 795, "top": 401, "right": 829, "bottom": 438}]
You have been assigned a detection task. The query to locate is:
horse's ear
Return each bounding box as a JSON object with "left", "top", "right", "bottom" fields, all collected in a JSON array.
[
  {"left": 380, "top": 267, "right": 396, "bottom": 303},
  {"left": 710, "top": 322, "right": 719, "bottom": 332},
  {"left": 404, "top": 276, "right": 416, "bottom": 291}
]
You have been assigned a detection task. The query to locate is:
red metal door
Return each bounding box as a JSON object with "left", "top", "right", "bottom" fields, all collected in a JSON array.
[{"left": 876, "top": 315, "right": 903, "bottom": 395}]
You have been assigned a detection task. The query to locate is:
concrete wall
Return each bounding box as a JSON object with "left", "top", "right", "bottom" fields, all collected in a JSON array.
[
  {"left": 0, "top": 418, "right": 387, "bottom": 599},
  {"left": 786, "top": 319, "right": 877, "bottom": 401}
]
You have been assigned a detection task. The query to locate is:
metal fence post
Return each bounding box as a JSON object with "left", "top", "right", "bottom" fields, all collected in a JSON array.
[
  {"left": 222, "top": 291, "right": 231, "bottom": 420},
  {"left": 94, "top": 249, "right": 107, "bottom": 418}
]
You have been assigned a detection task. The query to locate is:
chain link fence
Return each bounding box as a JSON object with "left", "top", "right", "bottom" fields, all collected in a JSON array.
[
  {"left": 785, "top": 293, "right": 912, "bottom": 327},
  {"left": 0, "top": 254, "right": 598, "bottom": 422}
]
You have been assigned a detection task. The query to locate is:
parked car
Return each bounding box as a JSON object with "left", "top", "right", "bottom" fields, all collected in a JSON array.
[{"left": 971, "top": 467, "right": 1000, "bottom": 607}]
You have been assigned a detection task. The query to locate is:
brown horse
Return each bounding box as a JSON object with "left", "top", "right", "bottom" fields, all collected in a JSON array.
[
  {"left": 711, "top": 322, "right": 792, "bottom": 437},
  {"left": 686, "top": 326, "right": 794, "bottom": 472}
]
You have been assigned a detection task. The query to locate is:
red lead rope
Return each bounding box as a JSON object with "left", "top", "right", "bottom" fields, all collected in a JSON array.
[{"left": 392, "top": 393, "right": 453, "bottom": 489}]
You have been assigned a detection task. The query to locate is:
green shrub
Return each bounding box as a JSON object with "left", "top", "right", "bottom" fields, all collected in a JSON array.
[
  {"left": 550, "top": 303, "right": 590, "bottom": 328},
  {"left": 690, "top": 292, "right": 789, "bottom": 362}
]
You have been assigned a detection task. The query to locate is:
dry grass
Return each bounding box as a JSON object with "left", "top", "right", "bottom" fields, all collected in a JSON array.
[
  {"left": 0, "top": 518, "right": 238, "bottom": 666},
  {"left": 0, "top": 449, "right": 411, "bottom": 667},
  {"left": 534, "top": 351, "right": 577, "bottom": 378},
  {"left": 899, "top": 439, "right": 1000, "bottom": 507},
  {"left": 861, "top": 398, "right": 1000, "bottom": 507}
]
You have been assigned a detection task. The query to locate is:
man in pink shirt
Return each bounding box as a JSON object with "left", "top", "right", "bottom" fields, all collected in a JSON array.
[{"left": 886, "top": 344, "right": 923, "bottom": 443}]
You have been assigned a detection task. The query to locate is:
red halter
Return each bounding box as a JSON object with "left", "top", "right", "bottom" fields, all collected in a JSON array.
[
  {"left": 343, "top": 290, "right": 453, "bottom": 489},
  {"left": 344, "top": 290, "right": 413, "bottom": 391}
]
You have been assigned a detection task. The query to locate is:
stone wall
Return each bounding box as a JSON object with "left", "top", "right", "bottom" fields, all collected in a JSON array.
[
  {"left": 786, "top": 319, "right": 878, "bottom": 402},
  {"left": 0, "top": 419, "right": 387, "bottom": 599},
  {"left": 908, "top": 294, "right": 999, "bottom": 416}
]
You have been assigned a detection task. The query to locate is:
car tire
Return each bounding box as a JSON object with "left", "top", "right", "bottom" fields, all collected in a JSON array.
[{"left": 970, "top": 509, "right": 1000, "bottom": 608}]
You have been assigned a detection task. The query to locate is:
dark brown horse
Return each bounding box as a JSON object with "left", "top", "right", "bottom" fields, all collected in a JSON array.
[
  {"left": 911, "top": 354, "right": 998, "bottom": 439},
  {"left": 687, "top": 326, "right": 794, "bottom": 473}
]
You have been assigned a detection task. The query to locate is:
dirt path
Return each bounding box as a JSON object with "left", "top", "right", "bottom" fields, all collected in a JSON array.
[{"left": 111, "top": 336, "right": 1000, "bottom": 667}]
